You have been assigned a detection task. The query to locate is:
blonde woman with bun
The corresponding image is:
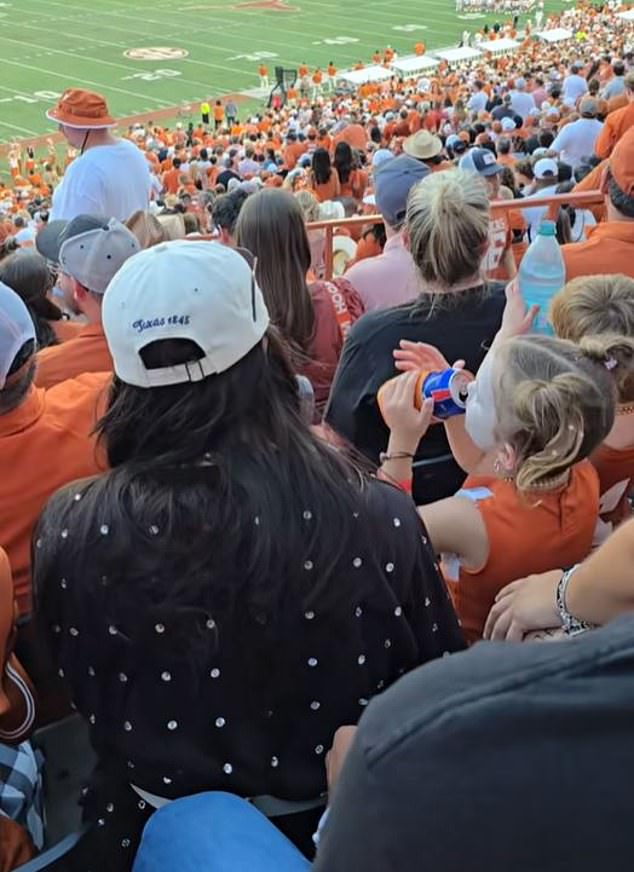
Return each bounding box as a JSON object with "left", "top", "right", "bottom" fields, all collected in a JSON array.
[
  {"left": 326, "top": 169, "right": 506, "bottom": 505},
  {"left": 550, "top": 274, "right": 634, "bottom": 535},
  {"left": 379, "top": 285, "right": 633, "bottom": 642}
]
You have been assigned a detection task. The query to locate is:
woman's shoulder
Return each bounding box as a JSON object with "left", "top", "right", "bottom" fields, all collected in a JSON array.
[{"left": 309, "top": 277, "right": 366, "bottom": 322}]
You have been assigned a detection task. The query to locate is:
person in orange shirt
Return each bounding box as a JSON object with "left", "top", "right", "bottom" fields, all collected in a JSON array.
[
  {"left": 311, "top": 68, "right": 323, "bottom": 101},
  {"left": 459, "top": 148, "right": 516, "bottom": 282},
  {"left": 372, "top": 50, "right": 382, "bottom": 64},
  {"left": 162, "top": 157, "right": 182, "bottom": 195},
  {"left": 213, "top": 100, "right": 224, "bottom": 131},
  {"left": 562, "top": 127, "right": 634, "bottom": 280},
  {"left": 308, "top": 147, "right": 340, "bottom": 202},
  {"left": 384, "top": 46, "right": 395, "bottom": 64},
  {"left": 0, "top": 283, "right": 107, "bottom": 614},
  {"left": 354, "top": 60, "right": 365, "bottom": 71},
  {"left": 286, "top": 84, "right": 298, "bottom": 106},
  {"left": 327, "top": 61, "right": 337, "bottom": 92},
  {"left": 414, "top": 41, "right": 426, "bottom": 56},
  {"left": 34, "top": 215, "right": 140, "bottom": 389},
  {"left": 551, "top": 274, "right": 634, "bottom": 538},
  {"left": 258, "top": 63, "right": 269, "bottom": 89},
  {"left": 380, "top": 296, "right": 619, "bottom": 642},
  {"left": 298, "top": 62, "right": 309, "bottom": 79},
  {"left": 594, "top": 71, "right": 634, "bottom": 159},
  {"left": 282, "top": 131, "right": 307, "bottom": 169}
]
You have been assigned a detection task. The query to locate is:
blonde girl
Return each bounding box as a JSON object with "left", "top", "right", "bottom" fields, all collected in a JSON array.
[
  {"left": 379, "top": 290, "right": 632, "bottom": 642},
  {"left": 550, "top": 274, "right": 634, "bottom": 536}
]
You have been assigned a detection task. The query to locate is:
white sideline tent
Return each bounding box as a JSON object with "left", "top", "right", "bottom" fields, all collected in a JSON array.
[
  {"left": 534, "top": 28, "right": 573, "bottom": 42},
  {"left": 433, "top": 46, "right": 482, "bottom": 63},
  {"left": 391, "top": 54, "right": 439, "bottom": 76},
  {"left": 617, "top": 8, "right": 634, "bottom": 19},
  {"left": 477, "top": 37, "right": 520, "bottom": 55},
  {"left": 337, "top": 65, "right": 393, "bottom": 86}
]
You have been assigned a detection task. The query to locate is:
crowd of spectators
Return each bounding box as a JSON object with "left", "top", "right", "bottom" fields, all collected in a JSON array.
[{"left": 1, "top": 2, "right": 634, "bottom": 870}]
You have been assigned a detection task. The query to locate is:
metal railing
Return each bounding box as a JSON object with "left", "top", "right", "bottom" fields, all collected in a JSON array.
[{"left": 306, "top": 190, "right": 603, "bottom": 281}]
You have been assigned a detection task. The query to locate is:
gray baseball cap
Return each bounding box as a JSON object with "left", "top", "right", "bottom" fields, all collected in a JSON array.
[{"left": 36, "top": 214, "right": 140, "bottom": 294}]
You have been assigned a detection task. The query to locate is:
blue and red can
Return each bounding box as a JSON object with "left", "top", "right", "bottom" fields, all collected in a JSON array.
[{"left": 378, "top": 368, "right": 472, "bottom": 421}]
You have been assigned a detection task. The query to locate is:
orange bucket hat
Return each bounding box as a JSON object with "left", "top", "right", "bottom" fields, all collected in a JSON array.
[{"left": 46, "top": 88, "right": 116, "bottom": 129}]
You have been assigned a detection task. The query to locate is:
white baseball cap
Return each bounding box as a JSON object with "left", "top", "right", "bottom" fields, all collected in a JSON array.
[
  {"left": 534, "top": 157, "right": 559, "bottom": 180},
  {"left": 102, "top": 240, "right": 270, "bottom": 388},
  {"left": 0, "top": 281, "right": 36, "bottom": 390}
]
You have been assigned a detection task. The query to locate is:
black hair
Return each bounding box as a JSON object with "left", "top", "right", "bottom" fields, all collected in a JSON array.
[
  {"left": 608, "top": 171, "right": 634, "bottom": 219},
  {"left": 0, "top": 250, "right": 62, "bottom": 349},
  {"left": 35, "top": 332, "right": 368, "bottom": 658},
  {"left": 311, "top": 148, "right": 333, "bottom": 185},
  {"left": 211, "top": 188, "right": 250, "bottom": 234},
  {"left": 334, "top": 141, "right": 353, "bottom": 185}
]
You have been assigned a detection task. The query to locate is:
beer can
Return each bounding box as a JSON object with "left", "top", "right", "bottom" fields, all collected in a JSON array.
[{"left": 415, "top": 368, "right": 471, "bottom": 419}]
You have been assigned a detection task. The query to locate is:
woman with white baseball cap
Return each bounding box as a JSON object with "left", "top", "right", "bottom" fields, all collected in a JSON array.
[
  {"left": 46, "top": 89, "right": 151, "bottom": 223},
  {"left": 32, "top": 241, "right": 463, "bottom": 870}
]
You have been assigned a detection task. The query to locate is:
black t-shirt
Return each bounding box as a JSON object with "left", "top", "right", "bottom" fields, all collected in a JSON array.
[
  {"left": 324, "top": 286, "right": 505, "bottom": 504},
  {"left": 315, "top": 615, "right": 634, "bottom": 872},
  {"left": 34, "top": 471, "right": 464, "bottom": 870},
  {"left": 216, "top": 168, "right": 241, "bottom": 189}
]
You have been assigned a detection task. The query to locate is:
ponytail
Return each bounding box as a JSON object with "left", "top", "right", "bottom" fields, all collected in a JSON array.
[
  {"left": 512, "top": 374, "right": 587, "bottom": 492},
  {"left": 497, "top": 334, "right": 617, "bottom": 493},
  {"left": 579, "top": 333, "right": 634, "bottom": 398}
]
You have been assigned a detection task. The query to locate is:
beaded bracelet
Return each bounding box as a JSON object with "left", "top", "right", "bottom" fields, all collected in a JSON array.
[{"left": 555, "top": 566, "right": 595, "bottom": 637}]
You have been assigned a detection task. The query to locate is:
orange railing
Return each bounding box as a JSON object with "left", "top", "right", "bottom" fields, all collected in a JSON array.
[{"left": 307, "top": 190, "right": 603, "bottom": 281}]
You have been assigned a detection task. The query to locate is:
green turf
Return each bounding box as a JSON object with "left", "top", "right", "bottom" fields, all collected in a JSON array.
[{"left": 0, "top": 0, "right": 569, "bottom": 142}]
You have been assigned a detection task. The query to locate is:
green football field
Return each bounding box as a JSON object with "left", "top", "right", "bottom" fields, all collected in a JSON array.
[{"left": 0, "top": 0, "right": 569, "bottom": 144}]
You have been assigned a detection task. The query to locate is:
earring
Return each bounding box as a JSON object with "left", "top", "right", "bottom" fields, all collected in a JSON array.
[{"left": 493, "top": 458, "right": 502, "bottom": 474}]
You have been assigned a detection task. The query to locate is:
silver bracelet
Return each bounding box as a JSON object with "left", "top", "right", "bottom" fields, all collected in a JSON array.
[{"left": 555, "top": 566, "right": 594, "bottom": 636}]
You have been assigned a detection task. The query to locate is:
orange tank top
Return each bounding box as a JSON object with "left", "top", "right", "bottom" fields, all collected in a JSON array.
[
  {"left": 591, "top": 441, "right": 634, "bottom": 529},
  {"left": 443, "top": 461, "right": 599, "bottom": 643}
]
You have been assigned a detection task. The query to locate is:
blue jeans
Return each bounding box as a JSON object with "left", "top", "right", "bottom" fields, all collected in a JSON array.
[{"left": 132, "top": 792, "right": 312, "bottom": 872}]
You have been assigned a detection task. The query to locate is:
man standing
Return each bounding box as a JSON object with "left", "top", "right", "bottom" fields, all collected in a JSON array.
[
  {"left": 562, "top": 63, "right": 588, "bottom": 108},
  {"left": 225, "top": 99, "right": 238, "bottom": 128},
  {"left": 258, "top": 64, "right": 269, "bottom": 90},
  {"left": 551, "top": 97, "right": 603, "bottom": 169},
  {"left": 47, "top": 89, "right": 151, "bottom": 221},
  {"left": 35, "top": 214, "right": 140, "bottom": 387},
  {"left": 200, "top": 101, "right": 210, "bottom": 126},
  {"left": 509, "top": 78, "right": 535, "bottom": 120}
]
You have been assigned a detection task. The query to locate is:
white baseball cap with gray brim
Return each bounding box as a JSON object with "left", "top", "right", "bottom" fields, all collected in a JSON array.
[
  {"left": 102, "top": 240, "right": 270, "bottom": 388},
  {"left": 0, "top": 281, "right": 36, "bottom": 390}
]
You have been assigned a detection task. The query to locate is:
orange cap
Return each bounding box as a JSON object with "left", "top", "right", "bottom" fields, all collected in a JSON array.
[
  {"left": 47, "top": 88, "right": 116, "bottom": 129},
  {"left": 609, "top": 126, "right": 634, "bottom": 196}
]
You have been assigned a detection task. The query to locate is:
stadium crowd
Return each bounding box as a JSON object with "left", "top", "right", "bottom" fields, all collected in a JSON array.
[{"left": 1, "top": 1, "right": 634, "bottom": 870}]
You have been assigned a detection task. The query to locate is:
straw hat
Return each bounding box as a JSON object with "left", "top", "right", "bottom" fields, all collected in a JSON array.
[
  {"left": 46, "top": 89, "right": 116, "bottom": 129},
  {"left": 402, "top": 130, "right": 442, "bottom": 160}
]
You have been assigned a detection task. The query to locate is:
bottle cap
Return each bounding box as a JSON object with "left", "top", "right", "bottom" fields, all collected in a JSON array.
[{"left": 538, "top": 220, "right": 557, "bottom": 237}]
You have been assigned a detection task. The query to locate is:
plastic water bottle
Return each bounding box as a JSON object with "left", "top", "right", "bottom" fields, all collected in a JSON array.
[{"left": 518, "top": 220, "right": 565, "bottom": 335}]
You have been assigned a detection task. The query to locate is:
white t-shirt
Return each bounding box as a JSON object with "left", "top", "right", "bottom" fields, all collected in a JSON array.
[
  {"left": 562, "top": 73, "right": 588, "bottom": 107},
  {"left": 551, "top": 117, "right": 603, "bottom": 168},
  {"left": 467, "top": 91, "right": 488, "bottom": 113},
  {"left": 51, "top": 139, "right": 151, "bottom": 221},
  {"left": 509, "top": 90, "right": 535, "bottom": 120}
]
